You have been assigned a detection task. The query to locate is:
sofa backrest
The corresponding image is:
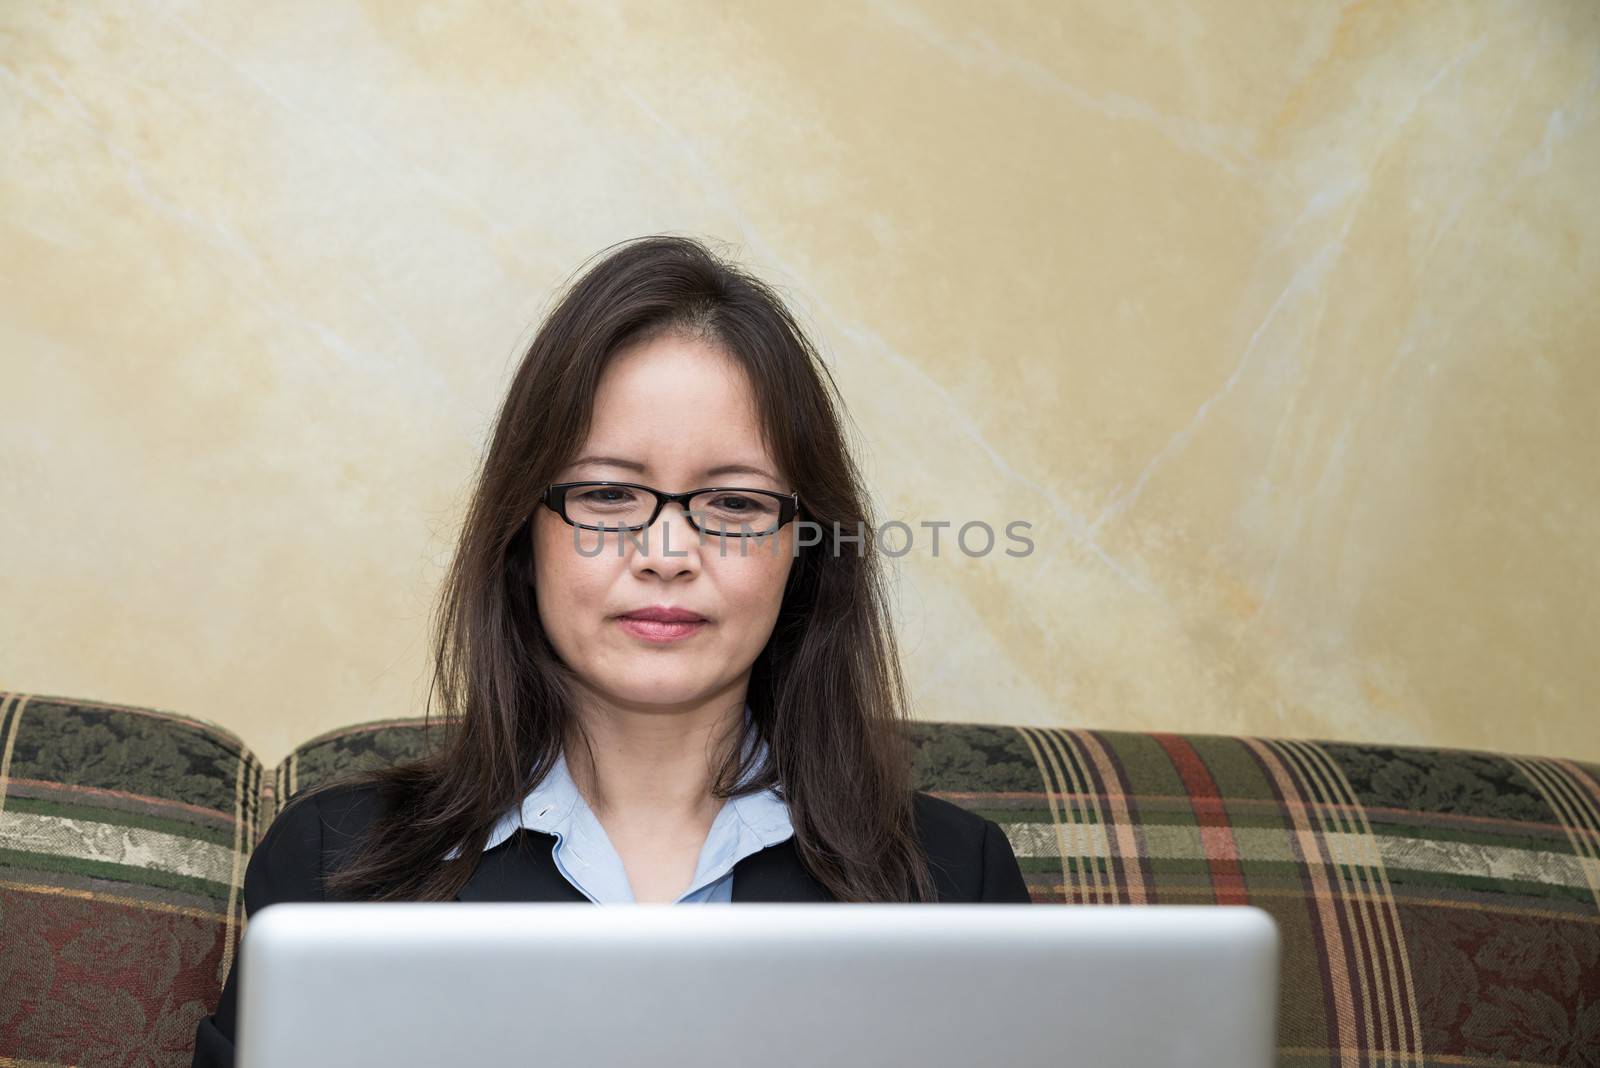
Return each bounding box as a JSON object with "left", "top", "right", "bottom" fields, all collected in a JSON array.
[{"left": 5, "top": 691, "right": 1599, "bottom": 1067}]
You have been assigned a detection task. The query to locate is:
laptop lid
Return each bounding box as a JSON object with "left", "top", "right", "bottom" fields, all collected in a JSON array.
[{"left": 237, "top": 902, "right": 1279, "bottom": 1068}]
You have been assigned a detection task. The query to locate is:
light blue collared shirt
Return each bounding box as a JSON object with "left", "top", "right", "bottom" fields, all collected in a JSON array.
[{"left": 475, "top": 705, "right": 793, "bottom": 903}]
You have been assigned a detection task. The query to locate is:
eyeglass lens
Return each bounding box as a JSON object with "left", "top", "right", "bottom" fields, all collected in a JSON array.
[{"left": 563, "top": 483, "right": 783, "bottom": 535}]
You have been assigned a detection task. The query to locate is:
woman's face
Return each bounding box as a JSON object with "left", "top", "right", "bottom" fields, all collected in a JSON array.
[{"left": 532, "top": 332, "right": 796, "bottom": 716}]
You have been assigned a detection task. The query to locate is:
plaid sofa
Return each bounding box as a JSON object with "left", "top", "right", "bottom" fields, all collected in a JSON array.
[{"left": 2, "top": 691, "right": 1598, "bottom": 1067}]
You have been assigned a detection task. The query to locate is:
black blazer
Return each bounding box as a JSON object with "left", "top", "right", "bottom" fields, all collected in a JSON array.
[{"left": 191, "top": 782, "right": 1032, "bottom": 1067}]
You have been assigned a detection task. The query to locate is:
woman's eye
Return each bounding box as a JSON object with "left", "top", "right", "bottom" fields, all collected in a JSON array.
[{"left": 708, "top": 494, "right": 775, "bottom": 514}]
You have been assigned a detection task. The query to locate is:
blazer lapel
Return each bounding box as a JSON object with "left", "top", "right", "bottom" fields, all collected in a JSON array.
[
  {"left": 454, "top": 830, "right": 834, "bottom": 902},
  {"left": 731, "top": 838, "right": 835, "bottom": 902},
  {"left": 455, "top": 830, "right": 588, "bottom": 903}
]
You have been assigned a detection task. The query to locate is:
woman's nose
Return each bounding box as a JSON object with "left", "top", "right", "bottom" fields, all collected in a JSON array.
[{"left": 635, "top": 501, "right": 703, "bottom": 567}]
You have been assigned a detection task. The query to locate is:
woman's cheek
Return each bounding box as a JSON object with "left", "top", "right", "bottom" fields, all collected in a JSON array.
[
  {"left": 713, "top": 554, "right": 791, "bottom": 636},
  {"left": 533, "top": 531, "right": 604, "bottom": 666}
]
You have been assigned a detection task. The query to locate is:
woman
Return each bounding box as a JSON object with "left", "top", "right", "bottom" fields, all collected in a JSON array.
[{"left": 191, "top": 234, "right": 1030, "bottom": 1066}]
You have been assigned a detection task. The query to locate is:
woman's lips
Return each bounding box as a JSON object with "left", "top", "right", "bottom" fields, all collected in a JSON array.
[{"left": 616, "top": 617, "right": 707, "bottom": 644}]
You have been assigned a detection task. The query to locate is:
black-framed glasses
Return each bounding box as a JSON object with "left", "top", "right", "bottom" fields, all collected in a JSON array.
[{"left": 539, "top": 481, "right": 801, "bottom": 537}]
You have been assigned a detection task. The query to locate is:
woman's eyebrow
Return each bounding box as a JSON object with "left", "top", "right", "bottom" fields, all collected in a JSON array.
[
  {"left": 568, "top": 454, "right": 646, "bottom": 473},
  {"left": 567, "top": 455, "right": 779, "bottom": 483}
]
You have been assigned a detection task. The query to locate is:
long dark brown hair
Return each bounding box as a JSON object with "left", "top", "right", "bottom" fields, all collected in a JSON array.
[{"left": 319, "top": 234, "right": 935, "bottom": 903}]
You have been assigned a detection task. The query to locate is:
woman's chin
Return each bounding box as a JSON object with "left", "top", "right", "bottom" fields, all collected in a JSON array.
[{"left": 606, "top": 677, "right": 712, "bottom": 710}]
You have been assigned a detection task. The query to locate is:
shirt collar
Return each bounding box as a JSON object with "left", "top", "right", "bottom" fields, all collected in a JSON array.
[{"left": 479, "top": 703, "right": 793, "bottom": 856}]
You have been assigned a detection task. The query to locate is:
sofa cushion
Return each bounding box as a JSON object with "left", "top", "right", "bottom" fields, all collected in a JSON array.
[
  {"left": 0, "top": 693, "right": 263, "bottom": 1068},
  {"left": 264, "top": 716, "right": 439, "bottom": 839},
  {"left": 911, "top": 724, "right": 1600, "bottom": 1066}
]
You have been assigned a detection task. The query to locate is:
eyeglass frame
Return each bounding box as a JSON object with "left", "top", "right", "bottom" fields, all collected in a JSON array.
[{"left": 538, "top": 480, "right": 802, "bottom": 537}]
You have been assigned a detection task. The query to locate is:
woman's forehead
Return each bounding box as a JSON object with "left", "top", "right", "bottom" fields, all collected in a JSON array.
[
  {"left": 596, "top": 336, "right": 754, "bottom": 411},
  {"left": 571, "top": 336, "right": 782, "bottom": 482}
]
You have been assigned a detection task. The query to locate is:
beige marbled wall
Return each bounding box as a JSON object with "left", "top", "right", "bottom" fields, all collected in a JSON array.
[{"left": 2, "top": 2, "right": 1596, "bottom": 767}]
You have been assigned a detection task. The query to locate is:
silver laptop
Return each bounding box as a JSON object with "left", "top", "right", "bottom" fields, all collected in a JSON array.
[{"left": 237, "top": 902, "right": 1279, "bottom": 1068}]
